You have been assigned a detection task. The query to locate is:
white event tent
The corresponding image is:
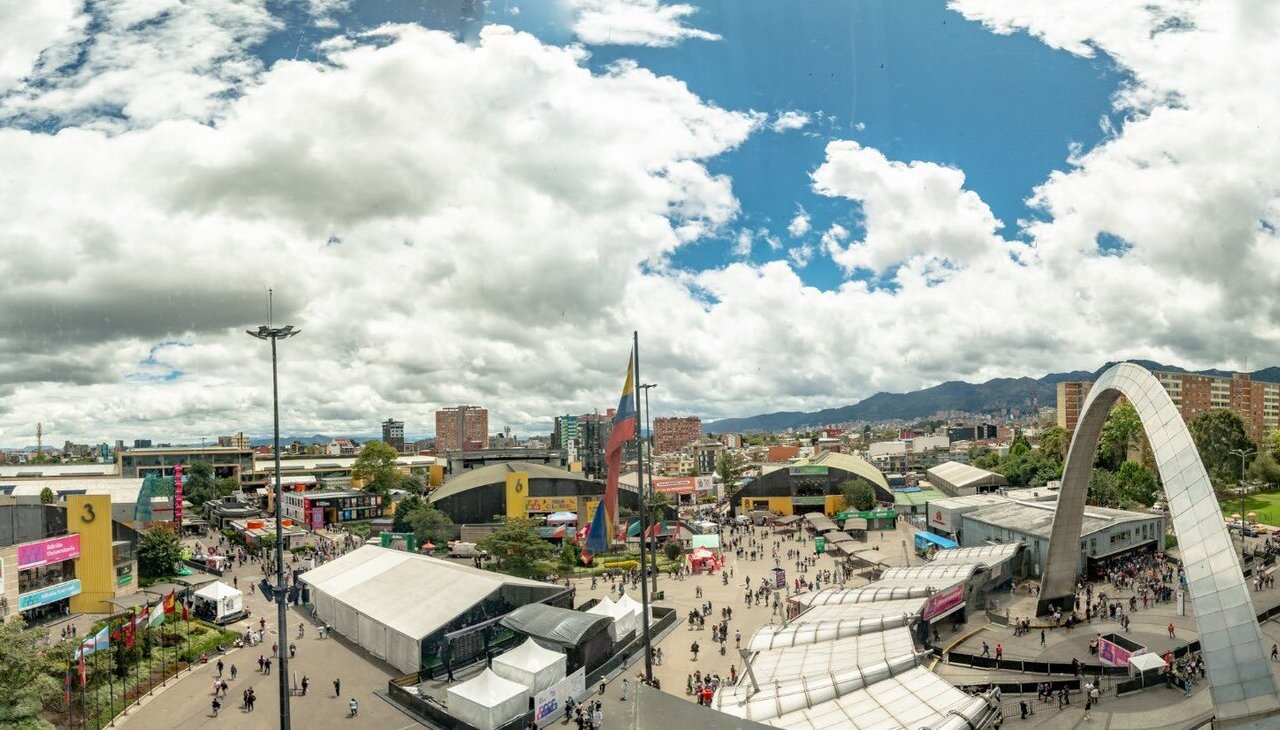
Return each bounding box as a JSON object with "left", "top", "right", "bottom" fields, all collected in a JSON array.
[
  {"left": 491, "top": 638, "right": 566, "bottom": 694},
  {"left": 585, "top": 596, "right": 637, "bottom": 643},
  {"left": 446, "top": 669, "right": 529, "bottom": 730}
]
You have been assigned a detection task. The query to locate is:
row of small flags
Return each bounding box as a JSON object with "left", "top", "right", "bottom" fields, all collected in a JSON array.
[{"left": 67, "top": 591, "right": 186, "bottom": 695}]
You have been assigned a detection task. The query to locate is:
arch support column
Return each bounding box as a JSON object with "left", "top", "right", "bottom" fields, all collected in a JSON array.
[{"left": 1039, "top": 363, "right": 1280, "bottom": 723}]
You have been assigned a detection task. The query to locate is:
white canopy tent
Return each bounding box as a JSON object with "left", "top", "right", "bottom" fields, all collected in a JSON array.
[
  {"left": 491, "top": 638, "right": 566, "bottom": 694},
  {"left": 546, "top": 512, "right": 578, "bottom": 525},
  {"left": 585, "top": 596, "right": 637, "bottom": 643},
  {"left": 1129, "top": 652, "right": 1166, "bottom": 675},
  {"left": 446, "top": 669, "right": 529, "bottom": 730},
  {"left": 192, "top": 581, "right": 243, "bottom": 621},
  {"left": 615, "top": 592, "right": 651, "bottom": 623}
]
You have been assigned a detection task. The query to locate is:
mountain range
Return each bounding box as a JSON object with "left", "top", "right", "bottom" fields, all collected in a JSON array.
[{"left": 703, "top": 360, "right": 1280, "bottom": 434}]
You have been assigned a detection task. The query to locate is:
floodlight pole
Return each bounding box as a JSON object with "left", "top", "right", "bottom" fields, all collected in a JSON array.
[
  {"left": 247, "top": 293, "right": 299, "bottom": 730},
  {"left": 1231, "top": 448, "right": 1255, "bottom": 556},
  {"left": 633, "top": 332, "right": 654, "bottom": 682},
  {"left": 638, "top": 383, "right": 659, "bottom": 594}
]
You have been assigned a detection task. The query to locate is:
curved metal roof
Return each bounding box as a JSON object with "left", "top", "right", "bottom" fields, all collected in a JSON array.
[
  {"left": 802, "top": 452, "right": 890, "bottom": 492},
  {"left": 427, "top": 461, "right": 596, "bottom": 504}
]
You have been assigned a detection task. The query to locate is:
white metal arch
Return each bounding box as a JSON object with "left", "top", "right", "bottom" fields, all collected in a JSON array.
[{"left": 1039, "top": 363, "right": 1280, "bottom": 723}]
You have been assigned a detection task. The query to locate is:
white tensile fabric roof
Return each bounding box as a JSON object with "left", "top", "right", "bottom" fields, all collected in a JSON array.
[
  {"left": 794, "top": 585, "right": 933, "bottom": 607},
  {"left": 879, "top": 563, "right": 980, "bottom": 582},
  {"left": 446, "top": 668, "right": 530, "bottom": 730},
  {"left": 929, "top": 543, "right": 1021, "bottom": 564},
  {"left": 300, "top": 545, "right": 551, "bottom": 640},
  {"left": 716, "top": 630, "right": 923, "bottom": 722},
  {"left": 491, "top": 638, "right": 566, "bottom": 694},
  {"left": 761, "top": 667, "right": 991, "bottom": 730},
  {"left": 194, "top": 581, "right": 240, "bottom": 600},
  {"left": 748, "top": 600, "right": 926, "bottom": 652}
]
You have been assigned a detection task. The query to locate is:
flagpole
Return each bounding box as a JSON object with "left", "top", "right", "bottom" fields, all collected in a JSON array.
[
  {"left": 632, "top": 331, "right": 654, "bottom": 683},
  {"left": 93, "top": 640, "right": 101, "bottom": 730}
]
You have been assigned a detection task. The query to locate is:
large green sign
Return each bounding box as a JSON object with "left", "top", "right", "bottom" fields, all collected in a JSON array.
[
  {"left": 789, "top": 465, "right": 829, "bottom": 476},
  {"left": 857, "top": 509, "right": 897, "bottom": 520},
  {"left": 814, "top": 536, "right": 826, "bottom": 554}
]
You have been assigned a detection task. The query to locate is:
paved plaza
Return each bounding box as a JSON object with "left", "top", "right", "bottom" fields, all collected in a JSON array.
[{"left": 65, "top": 523, "right": 1280, "bottom": 729}]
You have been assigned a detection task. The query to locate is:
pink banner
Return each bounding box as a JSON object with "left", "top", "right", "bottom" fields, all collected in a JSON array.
[
  {"left": 173, "top": 463, "right": 184, "bottom": 526},
  {"left": 921, "top": 583, "right": 965, "bottom": 621},
  {"left": 18, "top": 534, "right": 82, "bottom": 569},
  {"left": 310, "top": 507, "right": 325, "bottom": 530},
  {"left": 1098, "top": 638, "right": 1132, "bottom": 668}
]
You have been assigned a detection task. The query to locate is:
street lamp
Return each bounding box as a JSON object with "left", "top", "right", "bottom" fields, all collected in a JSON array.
[
  {"left": 639, "top": 382, "right": 659, "bottom": 594},
  {"left": 1230, "top": 448, "right": 1255, "bottom": 556},
  {"left": 247, "top": 315, "right": 299, "bottom": 730}
]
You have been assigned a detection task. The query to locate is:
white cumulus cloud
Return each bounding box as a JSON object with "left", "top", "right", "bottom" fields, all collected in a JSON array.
[
  {"left": 771, "top": 110, "right": 810, "bottom": 132},
  {"left": 570, "top": 0, "right": 721, "bottom": 47}
]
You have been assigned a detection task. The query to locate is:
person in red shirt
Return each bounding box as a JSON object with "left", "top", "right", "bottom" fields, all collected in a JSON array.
[{"left": 701, "top": 685, "right": 713, "bottom": 706}]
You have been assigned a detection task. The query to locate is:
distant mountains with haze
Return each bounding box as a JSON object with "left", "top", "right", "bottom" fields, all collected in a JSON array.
[{"left": 703, "top": 360, "right": 1280, "bottom": 434}]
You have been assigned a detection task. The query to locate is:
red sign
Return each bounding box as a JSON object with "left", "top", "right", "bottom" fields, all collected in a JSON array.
[
  {"left": 1098, "top": 638, "right": 1133, "bottom": 668},
  {"left": 173, "top": 463, "right": 184, "bottom": 525},
  {"left": 921, "top": 583, "right": 965, "bottom": 621},
  {"left": 653, "top": 477, "right": 697, "bottom": 494}
]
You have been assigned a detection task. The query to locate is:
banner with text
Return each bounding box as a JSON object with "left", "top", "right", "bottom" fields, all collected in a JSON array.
[
  {"left": 533, "top": 667, "right": 586, "bottom": 724},
  {"left": 921, "top": 583, "right": 966, "bottom": 622}
]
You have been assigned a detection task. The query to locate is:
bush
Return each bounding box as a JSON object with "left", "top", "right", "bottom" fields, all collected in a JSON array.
[
  {"left": 664, "top": 541, "right": 682, "bottom": 561},
  {"left": 1165, "top": 534, "right": 1178, "bottom": 550},
  {"left": 602, "top": 560, "right": 639, "bottom": 570}
]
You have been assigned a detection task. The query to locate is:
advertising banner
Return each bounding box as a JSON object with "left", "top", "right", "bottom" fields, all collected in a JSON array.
[
  {"left": 921, "top": 583, "right": 965, "bottom": 621},
  {"left": 18, "top": 579, "right": 82, "bottom": 611},
  {"left": 772, "top": 567, "right": 786, "bottom": 589},
  {"left": 533, "top": 667, "right": 586, "bottom": 724},
  {"left": 653, "top": 477, "right": 698, "bottom": 494},
  {"left": 789, "top": 465, "right": 829, "bottom": 476},
  {"left": 524, "top": 497, "right": 578, "bottom": 513},
  {"left": 17, "top": 534, "right": 82, "bottom": 569},
  {"left": 1098, "top": 638, "right": 1133, "bottom": 668},
  {"left": 173, "top": 463, "right": 183, "bottom": 526},
  {"left": 310, "top": 507, "right": 325, "bottom": 530}
]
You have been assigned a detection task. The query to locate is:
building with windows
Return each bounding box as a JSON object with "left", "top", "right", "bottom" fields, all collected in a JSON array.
[
  {"left": 436, "top": 406, "right": 489, "bottom": 451},
  {"left": 281, "top": 488, "right": 382, "bottom": 528},
  {"left": 217, "top": 433, "right": 250, "bottom": 449},
  {"left": 960, "top": 499, "right": 1164, "bottom": 578},
  {"left": 382, "top": 419, "right": 406, "bottom": 452},
  {"left": 0, "top": 495, "right": 138, "bottom": 623},
  {"left": 653, "top": 416, "right": 701, "bottom": 455},
  {"left": 688, "top": 439, "right": 725, "bottom": 475},
  {"left": 119, "top": 445, "right": 260, "bottom": 489},
  {"left": 730, "top": 452, "right": 891, "bottom": 518},
  {"left": 1060, "top": 369, "right": 1280, "bottom": 442},
  {"left": 1055, "top": 382, "right": 1093, "bottom": 434},
  {"left": 427, "top": 462, "right": 639, "bottom": 525}
]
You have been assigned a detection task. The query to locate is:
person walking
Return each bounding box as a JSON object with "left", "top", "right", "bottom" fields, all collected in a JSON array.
[
  {"left": 621, "top": 678, "right": 630, "bottom": 701},
  {"left": 211, "top": 697, "right": 221, "bottom": 717},
  {"left": 1168, "top": 622, "right": 1176, "bottom": 638},
  {"left": 1084, "top": 693, "right": 1092, "bottom": 721},
  {"left": 981, "top": 642, "right": 989, "bottom": 657},
  {"left": 995, "top": 643, "right": 1003, "bottom": 662},
  {"left": 216, "top": 659, "right": 224, "bottom": 678},
  {"left": 1040, "top": 629, "right": 1046, "bottom": 647},
  {"left": 290, "top": 643, "right": 297, "bottom": 659},
  {"left": 691, "top": 641, "right": 700, "bottom": 660},
  {"left": 334, "top": 678, "right": 341, "bottom": 697},
  {"left": 1272, "top": 643, "right": 1278, "bottom": 661},
  {"left": 349, "top": 698, "right": 359, "bottom": 717},
  {"left": 230, "top": 664, "right": 237, "bottom": 681}
]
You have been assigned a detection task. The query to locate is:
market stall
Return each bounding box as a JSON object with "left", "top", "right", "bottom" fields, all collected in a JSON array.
[
  {"left": 491, "top": 637, "right": 566, "bottom": 694},
  {"left": 192, "top": 581, "right": 245, "bottom": 624}
]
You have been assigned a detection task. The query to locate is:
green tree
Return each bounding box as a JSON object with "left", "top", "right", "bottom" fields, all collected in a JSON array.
[
  {"left": 1249, "top": 450, "right": 1280, "bottom": 486},
  {"left": 1009, "top": 432, "right": 1032, "bottom": 458},
  {"left": 1116, "top": 461, "right": 1159, "bottom": 506},
  {"left": 182, "top": 462, "right": 217, "bottom": 506},
  {"left": 214, "top": 476, "right": 240, "bottom": 498},
  {"left": 1087, "top": 468, "right": 1122, "bottom": 508},
  {"left": 402, "top": 473, "right": 427, "bottom": 495},
  {"left": 664, "top": 540, "right": 682, "bottom": 562},
  {"left": 405, "top": 504, "right": 454, "bottom": 548},
  {"left": 478, "top": 518, "right": 554, "bottom": 578},
  {"left": 715, "top": 452, "right": 745, "bottom": 493},
  {"left": 970, "top": 447, "right": 1001, "bottom": 470},
  {"left": 840, "top": 479, "right": 876, "bottom": 511},
  {"left": 1037, "top": 426, "right": 1070, "bottom": 463},
  {"left": 999, "top": 450, "right": 1062, "bottom": 487},
  {"left": 392, "top": 496, "right": 425, "bottom": 533},
  {"left": 0, "top": 618, "right": 64, "bottom": 729},
  {"left": 138, "top": 526, "right": 183, "bottom": 578},
  {"left": 1098, "top": 402, "right": 1142, "bottom": 470},
  {"left": 558, "top": 540, "right": 579, "bottom": 573},
  {"left": 38, "top": 487, "right": 54, "bottom": 504},
  {"left": 352, "top": 440, "right": 403, "bottom": 494},
  {"left": 1189, "top": 409, "right": 1255, "bottom": 491}
]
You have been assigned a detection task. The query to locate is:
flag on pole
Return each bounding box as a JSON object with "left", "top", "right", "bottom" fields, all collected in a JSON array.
[
  {"left": 163, "top": 591, "right": 176, "bottom": 615},
  {"left": 181, "top": 602, "right": 189, "bottom": 622},
  {"left": 75, "top": 626, "right": 108, "bottom": 659},
  {"left": 604, "top": 350, "right": 637, "bottom": 536},
  {"left": 148, "top": 604, "right": 165, "bottom": 629},
  {"left": 78, "top": 650, "right": 87, "bottom": 687},
  {"left": 134, "top": 605, "right": 150, "bottom": 630},
  {"left": 64, "top": 665, "right": 71, "bottom": 705},
  {"left": 582, "top": 498, "right": 609, "bottom": 559},
  {"left": 123, "top": 619, "right": 135, "bottom": 649}
]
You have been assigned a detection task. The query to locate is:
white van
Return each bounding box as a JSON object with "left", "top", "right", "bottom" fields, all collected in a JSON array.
[{"left": 449, "top": 542, "right": 485, "bottom": 558}]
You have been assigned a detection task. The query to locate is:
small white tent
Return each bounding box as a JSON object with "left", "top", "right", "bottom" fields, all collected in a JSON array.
[
  {"left": 546, "top": 511, "right": 577, "bottom": 525},
  {"left": 491, "top": 638, "right": 567, "bottom": 693},
  {"left": 192, "top": 581, "right": 243, "bottom": 622},
  {"left": 446, "top": 669, "right": 529, "bottom": 730},
  {"left": 615, "top": 593, "right": 651, "bottom": 624},
  {"left": 585, "top": 596, "right": 637, "bottom": 643}
]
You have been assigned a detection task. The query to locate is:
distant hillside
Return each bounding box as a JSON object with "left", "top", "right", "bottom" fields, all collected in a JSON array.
[{"left": 704, "top": 360, "right": 1280, "bottom": 433}]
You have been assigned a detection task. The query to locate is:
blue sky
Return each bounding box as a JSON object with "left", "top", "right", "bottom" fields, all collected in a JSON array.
[{"left": 260, "top": 0, "right": 1123, "bottom": 291}]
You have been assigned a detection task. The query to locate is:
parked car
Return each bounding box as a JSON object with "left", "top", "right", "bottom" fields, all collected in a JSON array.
[{"left": 1227, "top": 520, "right": 1259, "bottom": 537}]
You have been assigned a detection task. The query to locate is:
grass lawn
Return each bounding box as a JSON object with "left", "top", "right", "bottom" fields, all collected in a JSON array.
[{"left": 1219, "top": 491, "right": 1280, "bottom": 526}]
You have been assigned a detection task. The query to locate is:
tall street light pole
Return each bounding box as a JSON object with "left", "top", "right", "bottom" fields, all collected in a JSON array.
[
  {"left": 638, "top": 383, "right": 659, "bottom": 594},
  {"left": 1231, "top": 447, "right": 1255, "bottom": 556},
  {"left": 247, "top": 299, "right": 299, "bottom": 730}
]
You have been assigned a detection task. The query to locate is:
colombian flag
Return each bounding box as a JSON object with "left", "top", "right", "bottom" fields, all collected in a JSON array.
[{"left": 604, "top": 350, "right": 637, "bottom": 537}]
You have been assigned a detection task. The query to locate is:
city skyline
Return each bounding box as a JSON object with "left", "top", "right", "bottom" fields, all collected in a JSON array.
[{"left": 1, "top": 2, "right": 1276, "bottom": 445}]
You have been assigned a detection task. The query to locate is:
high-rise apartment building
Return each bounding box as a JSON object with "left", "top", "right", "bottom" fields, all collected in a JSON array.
[
  {"left": 435, "top": 406, "right": 489, "bottom": 451},
  {"left": 1059, "top": 370, "right": 1280, "bottom": 442},
  {"left": 654, "top": 416, "right": 702, "bottom": 455},
  {"left": 381, "top": 419, "right": 405, "bottom": 452},
  {"left": 552, "top": 415, "right": 580, "bottom": 452},
  {"left": 1055, "top": 382, "right": 1094, "bottom": 434}
]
